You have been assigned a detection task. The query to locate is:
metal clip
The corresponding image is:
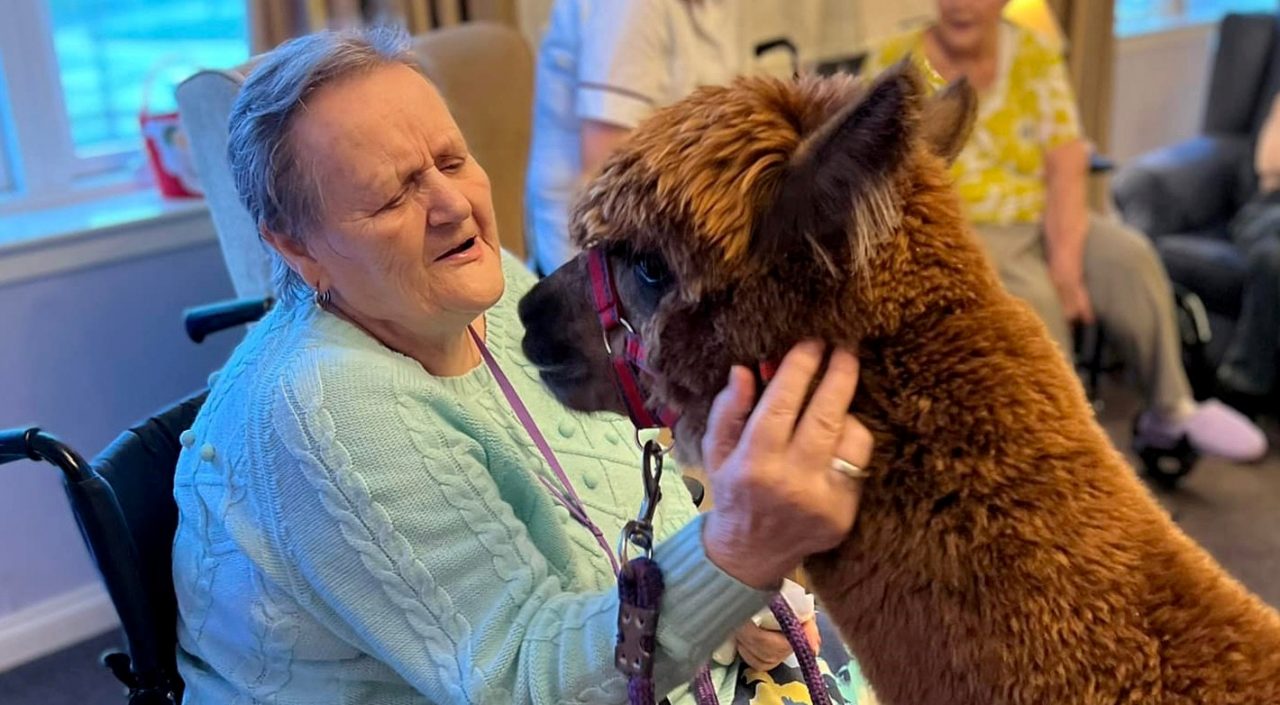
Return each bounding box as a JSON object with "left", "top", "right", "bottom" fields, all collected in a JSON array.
[
  {"left": 620, "top": 440, "right": 665, "bottom": 562},
  {"left": 601, "top": 315, "right": 636, "bottom": 356}
]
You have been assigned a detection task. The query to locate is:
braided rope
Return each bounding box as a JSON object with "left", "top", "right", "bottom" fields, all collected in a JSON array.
[
  {"left": 769, "top": 595, "right": 832, "bottom": 705},
  {"left": 692, "top": 664, "right": 719, "bottom": 704}
]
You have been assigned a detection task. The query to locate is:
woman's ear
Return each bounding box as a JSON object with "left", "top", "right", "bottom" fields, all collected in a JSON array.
[{"left": 261, "top": 224, "right": 326, "bottom": 289}]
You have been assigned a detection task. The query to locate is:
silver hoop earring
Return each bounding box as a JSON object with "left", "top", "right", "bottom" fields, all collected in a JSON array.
[{"left": 314, "top": 286, "right": 332, "bottom": 309}]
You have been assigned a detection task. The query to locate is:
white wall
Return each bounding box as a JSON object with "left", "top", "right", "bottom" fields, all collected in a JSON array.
[
  {"left": 1109, "top": 23, "right": 1218, "bottom": 162},
  {"left": 0, "top": 229, "right": 240, "bottom": 669},
  {"left": 516, "top": 0, "right": 933, "bottom": 60}
]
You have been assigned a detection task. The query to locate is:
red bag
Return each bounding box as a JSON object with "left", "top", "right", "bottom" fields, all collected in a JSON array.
[
  {"left": 139, "top": 110, "right": 201, "bottom": 198},
  {"left": 139, "top": 61, "right": 202, "bottom": 198}
]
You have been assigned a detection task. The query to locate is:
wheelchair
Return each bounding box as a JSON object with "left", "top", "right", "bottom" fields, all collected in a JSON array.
[
  {"left": 1076, "top": 284, "right": 1215, "bottom": 489},
  {"left": 0, "top": 297, "right": 269, "bottom": 705}
]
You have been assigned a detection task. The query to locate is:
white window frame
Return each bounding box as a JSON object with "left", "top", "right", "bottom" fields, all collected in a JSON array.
[
  {"left": 1116, "top": 0, "right": 1278, "bottom": 37},
  {"left": 0, "top": 0, "right": 168, "bottom": 215},
  {"left": 0, "top": 74, "right": 14, "bottom": 195}
]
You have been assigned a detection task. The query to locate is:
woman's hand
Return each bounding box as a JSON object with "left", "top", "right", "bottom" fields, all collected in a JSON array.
[
  {"left": 734, "top": 619, "right": 821, "bottom": 672},
  {"left": 1049, "top": 259, "right": 1094, "bottom": 325},
  {"left": 701, "top": 340, "right": 872, "bottom": 590}
]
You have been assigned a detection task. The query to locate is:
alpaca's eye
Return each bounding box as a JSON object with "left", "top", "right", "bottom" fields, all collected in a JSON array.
[{"left": 634, "top": 252, "right": 671, "bottom": 287}]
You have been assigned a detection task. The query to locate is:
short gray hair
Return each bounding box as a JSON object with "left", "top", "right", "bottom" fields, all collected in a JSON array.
[{"left": 227, "top": 26, "right": 421, "bottom": 302}]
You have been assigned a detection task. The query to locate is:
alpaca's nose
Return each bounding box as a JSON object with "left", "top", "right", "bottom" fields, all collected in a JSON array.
[
  {"left": 518, "top": 280, "right": 569, "bottom": 362},
  {"left": 517, "top": 278, "right": 556, "bottom": 332},
  {"left": 519, "top": 264, "right": 602, "bottom": 370}
]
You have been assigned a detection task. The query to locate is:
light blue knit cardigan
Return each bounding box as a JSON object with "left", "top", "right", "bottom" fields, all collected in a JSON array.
[{"left": 171, "top": 252, "right": 769, "bottom": 704}]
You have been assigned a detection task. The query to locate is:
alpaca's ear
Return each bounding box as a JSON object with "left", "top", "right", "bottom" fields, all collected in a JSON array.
[
  {"left": 921, "top": 77, "right": 977, "bottom": 164},
  {"left": 750, "top": 61, "right": 923, "bottom": 267}
]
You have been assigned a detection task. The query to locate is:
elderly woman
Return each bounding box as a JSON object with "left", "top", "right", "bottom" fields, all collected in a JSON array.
[{"left": 171, "top": 27, "right": 872, "bottom": 705}]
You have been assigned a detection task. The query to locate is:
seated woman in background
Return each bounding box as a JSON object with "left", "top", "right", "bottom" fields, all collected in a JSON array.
[
  {"left": 170, "top": 27, "right": 874, "bottom": 705},
  {"left": 865, "top": 0, "right": 1267, "bottom": 462},
  {"left": 1215, "top": 93, "right": 1280, "bottom": 413}
]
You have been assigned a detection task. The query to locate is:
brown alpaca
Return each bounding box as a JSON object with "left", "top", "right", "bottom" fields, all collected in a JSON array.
[{"left": 517, "top": 64, "right": 1280, "bottom": 704}]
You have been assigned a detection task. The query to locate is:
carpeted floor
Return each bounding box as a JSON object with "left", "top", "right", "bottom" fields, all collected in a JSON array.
[
  {"left": 0, "top": 629, "right": 129, "bottom": 705},
  {"left": 1095, "top": 383, "right": 1280, "bottom": 607},
  {"left": 2, "top": 382, "right": 1278, "bottom": 705}
]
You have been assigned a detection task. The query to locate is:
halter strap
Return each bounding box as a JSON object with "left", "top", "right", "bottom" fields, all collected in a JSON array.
[{"left": 587, "top": 247, "right": 680, "bottom": 431}]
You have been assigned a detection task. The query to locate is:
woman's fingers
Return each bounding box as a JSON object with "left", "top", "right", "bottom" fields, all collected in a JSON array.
[
  {"left": 701, "top": 342, "right": 871, "bottom": 590},
  {"left": 738, "top": 644, "right": 782, "bottom": 673},
  {"left": 735, "top": 623, "right": 793, "bottom": 672},
  {"left": 702, "top": 366, "right": 757, "bottom": 471},
  {"left": 803, "top": 618, "right": 822, "bottom": 654},
  {"left": 834, "top": 415, "right": 875, "bottom": 471},
  {"left": 793, "top": 348, "right": 860, "bottom": 454},
  {"left": 742, "top": 340, "right": 826, "bottom": 449},
  {"left": 737, "top": 620, "right": 822, "bottom": 673}
]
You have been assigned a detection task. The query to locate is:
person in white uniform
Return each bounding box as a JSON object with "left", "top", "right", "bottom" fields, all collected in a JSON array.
[{"left": 524, "top": 0, "right": 801, "bottom": 275}]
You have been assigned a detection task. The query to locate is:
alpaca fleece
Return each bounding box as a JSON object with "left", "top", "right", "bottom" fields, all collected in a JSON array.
[{"left": 518, "top": 64, "right": 1280, "bottom": 704}]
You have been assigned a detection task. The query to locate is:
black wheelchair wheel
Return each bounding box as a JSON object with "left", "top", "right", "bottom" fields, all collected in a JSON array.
[
  {"left": 1172, "top": 286, "right": 1217, "bottom": 400},
  {"left": 1132, "top": 414, "right": 1200, "bottom": 488}
]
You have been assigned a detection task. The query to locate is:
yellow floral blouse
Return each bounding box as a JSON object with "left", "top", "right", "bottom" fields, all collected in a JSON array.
[{"left": 865, "top": 22, "right": 1082, "bottom": 225}]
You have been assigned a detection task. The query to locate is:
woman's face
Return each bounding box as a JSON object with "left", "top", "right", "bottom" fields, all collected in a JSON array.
[
  {"left": 281, "top": 63, "right": 504, "bottom": 338},
  {"left": 934, "top": 0, "right": 1008, "bottom": 53}
]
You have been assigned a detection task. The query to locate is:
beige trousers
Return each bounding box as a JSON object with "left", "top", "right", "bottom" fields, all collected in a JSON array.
[{"left": 973, "top": 214, "right": 1193, "bottom": 416}]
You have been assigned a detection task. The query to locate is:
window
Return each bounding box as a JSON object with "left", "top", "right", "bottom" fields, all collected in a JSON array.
[
  {"left": 0, "top": 0, "right": 249, "bottom": 214},
  {"left": 0, "top": 65, "right": 16, "bottom": 195},
  {"left": 1116, "top": 0, "right": 1278, "bottom": 37}
]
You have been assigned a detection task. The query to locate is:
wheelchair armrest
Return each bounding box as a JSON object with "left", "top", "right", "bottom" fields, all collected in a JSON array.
[
  {"left": 1089, "top": 152, "right": 1115, "bottom": 174},
  {"left": 0, "top": 427, "right": 93, "bottom": 479},
  {"left": 0, "top": 427, "right": 37, "bottom": 464},
  {"left": 1111, "top": 135, "right": 1252, "bottom": 238},
  {"left": 183, "top": 296, "right": 274, "bottom": 343}
]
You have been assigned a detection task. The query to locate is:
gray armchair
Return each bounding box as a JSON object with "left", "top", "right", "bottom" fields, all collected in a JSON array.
[{"left": 1111, "top": 12, "right": 1280, "bottom": 372}]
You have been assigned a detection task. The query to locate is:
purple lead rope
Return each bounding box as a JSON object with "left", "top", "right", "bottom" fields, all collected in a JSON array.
[
  {"left": 769, "top": 595, "right": 832, "bottom": 704},
  {"left": 689, "top": 598, "right": 832, "bottom": 705},
  {"left": 471, "top": 326, "right": 621, "bottom": 577}
]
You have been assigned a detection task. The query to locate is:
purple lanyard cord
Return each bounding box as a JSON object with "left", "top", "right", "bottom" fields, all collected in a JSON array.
[{"left": 469, "top": 326, "right": 622, "bottom": 576}]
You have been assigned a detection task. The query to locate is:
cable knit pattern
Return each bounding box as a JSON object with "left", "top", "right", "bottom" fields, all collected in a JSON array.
[
  {"left": 395, "top": 389, "right": 536, "bottom": 586},
  {"left": 274, "top": 370, "right": 485, "bottom": 704},
  {"left": 171, "top": 251, "right": 769, "bottom": 705}
]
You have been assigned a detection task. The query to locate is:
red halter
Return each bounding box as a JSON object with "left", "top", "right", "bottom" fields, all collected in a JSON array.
[
  {"left": 587, "top": 246, "right": 681, "bottom": 430},
  {"left": 586, "top": 246, "right": 784, "bottom": 436}
]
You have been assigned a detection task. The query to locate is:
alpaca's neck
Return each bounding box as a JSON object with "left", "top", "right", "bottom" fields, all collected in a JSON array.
[
  {"left": 850, "top": 179, "right": 1089, "bottom": 458},
  {"left": 855, "top": 173, "right": 1005, "bottom": 350}
]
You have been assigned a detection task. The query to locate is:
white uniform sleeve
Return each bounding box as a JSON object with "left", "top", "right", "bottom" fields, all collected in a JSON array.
[{"left": 576, "top": 0, "right": 674, "bottom": 129}]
